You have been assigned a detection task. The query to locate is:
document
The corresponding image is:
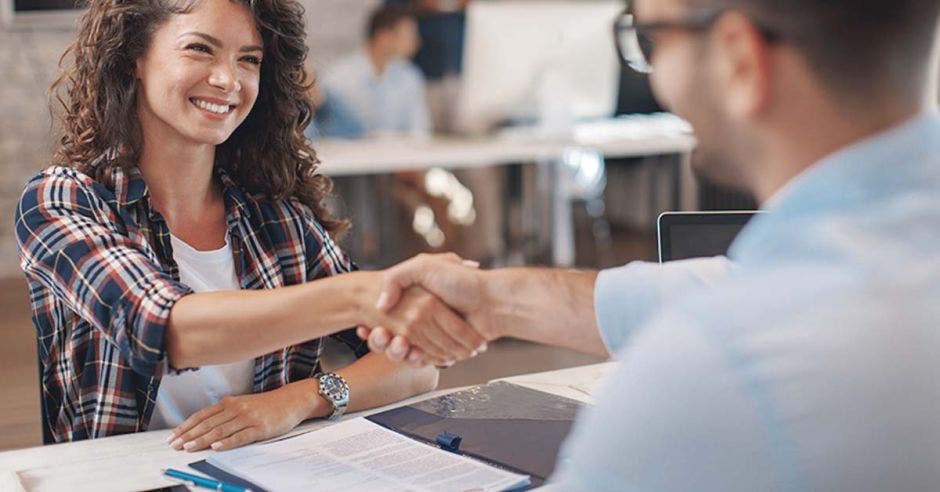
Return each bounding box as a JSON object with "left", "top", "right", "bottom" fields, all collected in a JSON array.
[{"left": 207, "top": 417, "right": 529, "bottom": 491}]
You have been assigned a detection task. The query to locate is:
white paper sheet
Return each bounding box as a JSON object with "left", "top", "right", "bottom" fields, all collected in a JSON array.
[{"left": 208, "top": 418, "right": 529, "bottom": 492}]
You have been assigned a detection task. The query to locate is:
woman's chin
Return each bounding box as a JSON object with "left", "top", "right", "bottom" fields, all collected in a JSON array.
[{"left": 186, "top": 130, "right": 237, "bottom": 147}]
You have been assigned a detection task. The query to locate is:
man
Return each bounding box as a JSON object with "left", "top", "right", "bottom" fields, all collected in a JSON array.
[
  {"left": 362, "top": 0, "right": 940, "bottom": 489},
  {"left": 320, "top": 5, "right": 430, "bottom": 137},
  {"left": 384, "top": 0, "right": 470, "bottom": 133}
]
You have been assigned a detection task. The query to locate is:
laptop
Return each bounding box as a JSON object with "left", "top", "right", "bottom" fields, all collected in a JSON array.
[{"left": 657, "top": 211, "right": 760, "bottom": 263}]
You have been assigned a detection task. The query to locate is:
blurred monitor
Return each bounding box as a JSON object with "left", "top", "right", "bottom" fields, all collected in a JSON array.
[
  {"left": 615, "top": 66, "right": 663, "bottom": 115},
  {"left": 456, "top": 0, "right": 623, "bottom": 134}
]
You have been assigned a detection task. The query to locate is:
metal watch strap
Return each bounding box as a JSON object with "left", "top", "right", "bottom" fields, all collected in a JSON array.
[{"left": 315, "top": 372, "right": 349, "bottom": 420}]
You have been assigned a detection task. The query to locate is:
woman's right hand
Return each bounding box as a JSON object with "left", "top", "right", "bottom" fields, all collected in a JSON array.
[{"left": 359, "top": 283, "right": 486, "bottom": 366}]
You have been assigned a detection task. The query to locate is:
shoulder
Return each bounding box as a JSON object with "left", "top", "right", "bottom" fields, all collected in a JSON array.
[
  {"left": 664, "top": 262, "right": 853, "bottom": 338},
  {"left": 17, "top": 165, "right": 113, "bottom": 213},
  {"left": 396, "top": 61, "right": 426, "bottom": 86},
  {"left": 23, "top": 165, "right": 97, "bottom": 190}
]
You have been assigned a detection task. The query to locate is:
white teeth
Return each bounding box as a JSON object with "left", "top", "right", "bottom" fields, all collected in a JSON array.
[{"left": 192, "top": 98, "right": 231, "bottom": 115}]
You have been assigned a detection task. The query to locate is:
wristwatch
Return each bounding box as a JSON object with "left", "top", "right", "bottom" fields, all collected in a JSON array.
[{"left": 315, "top": 372, "right": 350, "bottom": 420}]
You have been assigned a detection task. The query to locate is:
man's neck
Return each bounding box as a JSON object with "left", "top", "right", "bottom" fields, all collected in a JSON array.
[
  {"left": 752, "top": 100, "right": 926, "bottom": 204},
  {"left": 367, "top": 42, "right": 393, "bottom": 77}
]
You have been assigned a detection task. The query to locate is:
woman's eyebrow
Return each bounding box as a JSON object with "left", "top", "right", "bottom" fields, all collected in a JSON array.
[{"left": 179, "top": 31, "right": 263, "bottom": 53}]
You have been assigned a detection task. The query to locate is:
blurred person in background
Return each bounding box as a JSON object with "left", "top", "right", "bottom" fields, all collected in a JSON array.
[{"left": 321, "top": 5, "right": 430, "bottom": 137}]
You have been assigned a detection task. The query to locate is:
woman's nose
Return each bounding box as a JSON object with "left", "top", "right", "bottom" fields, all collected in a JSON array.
[{"left": 208, "top": 61, "right": 241, "bottom": 93}]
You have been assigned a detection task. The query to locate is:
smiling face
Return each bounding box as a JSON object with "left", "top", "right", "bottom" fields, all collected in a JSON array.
[{"left": 135, "top": 0, "right": 263, "bottom": 149}]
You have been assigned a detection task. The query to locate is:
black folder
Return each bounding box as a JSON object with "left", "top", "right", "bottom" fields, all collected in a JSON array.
[{"left": 366, "top": 381, "right": 585, "bottom": 487}]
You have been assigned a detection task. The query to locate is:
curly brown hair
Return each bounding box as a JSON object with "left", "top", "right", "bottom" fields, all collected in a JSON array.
[{"left": 50, "top": 0, "right": 348, "bottom": 237}]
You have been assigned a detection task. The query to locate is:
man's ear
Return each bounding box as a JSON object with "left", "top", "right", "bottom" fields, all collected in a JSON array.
[{"left": 710, "top": 11, "right": 773, "bottom": 120}]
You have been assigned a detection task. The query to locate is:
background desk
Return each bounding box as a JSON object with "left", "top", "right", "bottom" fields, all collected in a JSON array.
[
  {"left": 0, "top": 363, "right": 615, "bottom": 492},
  {"left": 315, "top": 125, "right": 697, "bottom": 266}
]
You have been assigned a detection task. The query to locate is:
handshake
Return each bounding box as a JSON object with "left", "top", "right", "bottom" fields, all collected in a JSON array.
[{"left": 356, "top": 253, "right": 501, "bottom": 368}]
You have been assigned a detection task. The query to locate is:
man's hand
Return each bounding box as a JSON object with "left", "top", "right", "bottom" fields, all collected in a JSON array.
[
  {"left": 167, "top": 384, "right": 318, "bottom": 452},
  {"left": 362, "top": 253, "right": 499, "bottom": 365},
  {"left": 366, "top": 285, "right": 486, "bottom": 365}
]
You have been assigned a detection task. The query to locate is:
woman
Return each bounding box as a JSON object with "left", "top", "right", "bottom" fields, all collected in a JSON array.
[{"left": 14, "top": 0, "right": 482, "bottom": 451}]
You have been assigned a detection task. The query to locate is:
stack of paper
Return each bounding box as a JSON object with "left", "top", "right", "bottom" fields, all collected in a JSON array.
[{"left": 207, "top": 418, "right": 529, "bottom": 492}]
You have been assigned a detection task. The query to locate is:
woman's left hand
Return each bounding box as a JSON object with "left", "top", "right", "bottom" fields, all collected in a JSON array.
[{"left": 168, "top": 384, "right": 320, "bottom": 452}]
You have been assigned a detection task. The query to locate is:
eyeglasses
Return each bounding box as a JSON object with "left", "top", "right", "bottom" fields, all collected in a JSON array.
[{"left": 613, "top": 9, "right": 778, "bottom": 74}]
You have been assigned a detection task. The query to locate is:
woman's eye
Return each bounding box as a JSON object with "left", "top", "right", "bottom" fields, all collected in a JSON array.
[
  {"left": 186, "top": 43, "right": 212, "bottom": 54},
  {"left": 241, "top": 55, "right": 262, "bottom": 66}
]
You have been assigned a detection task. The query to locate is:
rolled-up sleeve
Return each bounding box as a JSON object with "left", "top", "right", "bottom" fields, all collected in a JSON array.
[
  {"left": 15, "top": 171, "right": 192, "bottom": 377},
  {"left": 594, "top": 256, "right": 736, "bottom": 353}
]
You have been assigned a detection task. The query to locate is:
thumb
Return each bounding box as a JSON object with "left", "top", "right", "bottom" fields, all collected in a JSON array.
[{"left": 375, "top": 259, "right": 424, "bottom": 312}]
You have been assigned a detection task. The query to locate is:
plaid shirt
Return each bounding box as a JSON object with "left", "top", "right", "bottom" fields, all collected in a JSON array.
[{"left": 15, "top": 162, "right": 362, "bottom": 443}]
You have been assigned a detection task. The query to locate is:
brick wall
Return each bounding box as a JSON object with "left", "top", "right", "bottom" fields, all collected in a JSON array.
[{"left": 0, "top": 0, "right": 378, "bottom": 277}]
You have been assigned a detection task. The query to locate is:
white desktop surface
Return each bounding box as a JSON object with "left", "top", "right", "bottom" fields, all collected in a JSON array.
[
  {"left": 314, "top": 122, "right": 696, "bottom": 177},
  {"left": 0, "top": 362, "right": 614, "bottom": 492}
]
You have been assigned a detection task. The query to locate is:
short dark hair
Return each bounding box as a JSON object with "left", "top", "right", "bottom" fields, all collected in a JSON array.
[
  {"left": 367, "top": 5, "right": 414, "bottom": 40},
  {"left": 685, "top": 0, "right": 940, "bottom": 96}
]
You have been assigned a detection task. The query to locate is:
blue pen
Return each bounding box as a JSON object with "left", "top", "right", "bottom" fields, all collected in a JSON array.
[{"left": 162, "top": 468, "right": 253, "bottom": 492}]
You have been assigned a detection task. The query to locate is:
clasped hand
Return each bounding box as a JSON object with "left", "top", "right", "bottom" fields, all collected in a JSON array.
[{"left": 358, "top": 253, "right": 497, "bottom": 367}]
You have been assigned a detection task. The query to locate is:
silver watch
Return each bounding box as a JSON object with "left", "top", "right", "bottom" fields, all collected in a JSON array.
[{"left": 315, "top": 372, "right": 349, "bottom": 420}]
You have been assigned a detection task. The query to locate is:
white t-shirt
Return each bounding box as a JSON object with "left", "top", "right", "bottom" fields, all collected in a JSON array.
[{"left": 148, "top": 234, "right": 254, "bottom": 430}]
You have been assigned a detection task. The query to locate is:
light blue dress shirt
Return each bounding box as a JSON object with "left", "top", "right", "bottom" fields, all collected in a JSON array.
[
  {"left": 322, "top": 51, "right": 430, "bottom": 137},
  {"left": 551, "top": 112, "right": 940, "bottom": 491}
]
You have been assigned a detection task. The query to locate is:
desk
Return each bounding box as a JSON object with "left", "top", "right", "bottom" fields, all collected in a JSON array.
[
  {"left": 0, "top": 363, "right": 615, "bottom": 492},
  {"left": 314, "top": 134, "right": 696, "bottom": 177},
  {"left": 315, "top": 123, "right": 697, "bottom": 266}
]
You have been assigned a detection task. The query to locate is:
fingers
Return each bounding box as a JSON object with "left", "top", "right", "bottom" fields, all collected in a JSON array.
[
  {"left": 377, "top": 253, "right": 471, "bottom": 313},
  {"left": 181, "top": 416, "right": 249, "bottom": 452},
  {"left": 373, "top": 333, "right": 445, "bottom": 368},
  {"left": 171, "top": 409, "right": 245, "bottom": 452},
  {"left": 356, "top": 325, "right": 371, "bottom": 341},
  {"left": 387, "top": 335, "right": 410, "bottom": 362},
  {"left": 367, "top": 326, "right": 392, "bottom": 352},
  {"left": 431, "top": 304, "right": 487, "bottom": 357},
  {"left": 376, "top": 261, "right": 418, "bottom": 313},
  {"left": 209, "top": 427, "right": 261, "bottom": 451},
  {"left": 168, "top": 404, "right": 226, "bottom": 448}
]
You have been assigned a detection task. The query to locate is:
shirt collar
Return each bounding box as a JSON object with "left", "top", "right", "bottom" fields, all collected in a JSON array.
[
  {"left": 760, "top": 110, "right": 940, "bottom": 214},
  {"left": 109, "top": 164, "right": 148, "bottom": 206},
  {"left": 729, "top": 110, "right": 940, "bottom": 263},
  {"left": 107, "top": 161, "right": 251, "bottom": 218}
]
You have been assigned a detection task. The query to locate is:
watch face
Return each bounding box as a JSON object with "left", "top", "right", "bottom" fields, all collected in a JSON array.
[{"left": 320, "top": 374, "right": 349, "bottom": 401}]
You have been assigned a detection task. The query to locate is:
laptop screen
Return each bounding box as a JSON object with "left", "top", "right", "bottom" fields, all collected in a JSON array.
[{"left": 658, "top": 212, "right": 759, "bottom": 262}]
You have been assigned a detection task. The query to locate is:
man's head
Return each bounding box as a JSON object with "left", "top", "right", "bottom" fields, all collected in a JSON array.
[
  {"left": 628, "top": 0, "right": 940, "bottom": 200},
  {"left": 367, "top": 6, "right": 421, "bottom": 60}
]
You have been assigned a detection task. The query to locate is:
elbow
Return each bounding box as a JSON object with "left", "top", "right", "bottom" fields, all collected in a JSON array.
[
  {"left": 164, "top": 308, "right": 205, "bottom": 370},
  {"left": 164, "top": 322, "right": 197, "bottom": 370}
]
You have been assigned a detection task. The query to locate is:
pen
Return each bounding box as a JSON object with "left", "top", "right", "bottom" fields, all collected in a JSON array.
[{"left": 162, "top": 468, "right": 253, "bottom": 492}]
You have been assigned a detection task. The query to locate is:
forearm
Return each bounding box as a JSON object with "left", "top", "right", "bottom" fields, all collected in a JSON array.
[
  {"left": 166, "top": 271, "right": 379, "bottom": 368},
  {"left": 482, "top": 268, "right": 609, "bottom": 357},
  {"left": 284, "top": 353, "right": 440, "bottom": 420}
]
